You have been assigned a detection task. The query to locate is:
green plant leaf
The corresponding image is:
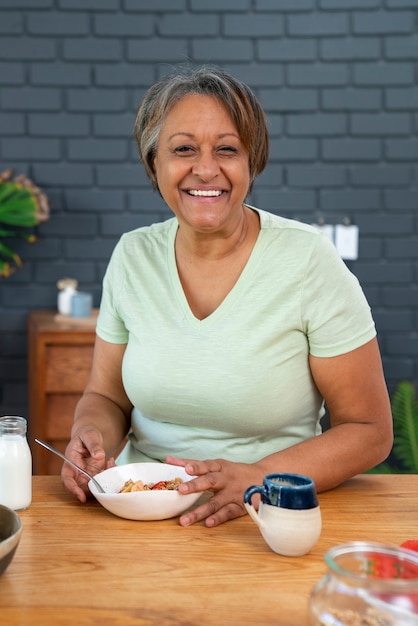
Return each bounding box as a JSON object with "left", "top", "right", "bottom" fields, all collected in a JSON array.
[{"left": 391, "top": 381, "right": 418, "bottom": 473}]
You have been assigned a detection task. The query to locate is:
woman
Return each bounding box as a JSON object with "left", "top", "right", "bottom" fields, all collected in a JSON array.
[{"left": 62, "top": 66, "right": 393, "bottom": 527}]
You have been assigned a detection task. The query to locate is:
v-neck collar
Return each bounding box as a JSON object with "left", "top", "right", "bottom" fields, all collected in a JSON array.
[{"left": 167, "top": 207, "right": 268, "bottom": 330}]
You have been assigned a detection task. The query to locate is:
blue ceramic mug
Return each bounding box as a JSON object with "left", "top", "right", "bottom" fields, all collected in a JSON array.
[
  {"left": 244, "top": 472, "right": 318, "bottom": 510},
  {"left": 243, "top": 473, "right": 321, "bottom": 556}
]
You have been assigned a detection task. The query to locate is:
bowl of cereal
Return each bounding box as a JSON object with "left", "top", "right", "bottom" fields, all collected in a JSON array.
[
  {"left": 88, "top": 462, "right": 203, "bottom": 521},
  {"left": 0, "top": 505, "right": 23, "bottom": 576}
]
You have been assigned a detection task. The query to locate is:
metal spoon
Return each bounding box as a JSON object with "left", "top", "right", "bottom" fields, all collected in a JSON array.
[{"left": 34, "top": 438, "right": 106, "bottom": 494}]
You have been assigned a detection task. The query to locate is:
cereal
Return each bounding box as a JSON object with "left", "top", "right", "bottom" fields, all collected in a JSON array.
[
  {"left": 319, "top": 607, "right": 395, "bottom": 626},
  {"left": 119, "top": 477, "right": 183, "bottom": 493}
]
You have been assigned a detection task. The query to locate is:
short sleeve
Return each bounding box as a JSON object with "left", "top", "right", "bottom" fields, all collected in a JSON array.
[{"left": 302, "top": 235, "right": 376, "bottom": 357}]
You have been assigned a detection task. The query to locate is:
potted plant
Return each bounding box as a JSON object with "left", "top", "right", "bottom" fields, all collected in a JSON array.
[
  {"left": 0, "top": 168, "right": 50, "bottom": 277},
  {"left": 368, "top": 381, "right": 418, "bottom": 473}
]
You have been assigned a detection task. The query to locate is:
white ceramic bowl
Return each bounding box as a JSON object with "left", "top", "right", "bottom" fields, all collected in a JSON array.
[
  {"left": 0, "top": 504, "right": 23, "bottom": 576},
  {"left": 88, "top": 462, "right": 202, "bottom": 521}
]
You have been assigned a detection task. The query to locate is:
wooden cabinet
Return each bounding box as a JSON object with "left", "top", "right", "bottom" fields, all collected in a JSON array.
[{"left": 28, "top": 310, "right": 97, "bottom": 474}]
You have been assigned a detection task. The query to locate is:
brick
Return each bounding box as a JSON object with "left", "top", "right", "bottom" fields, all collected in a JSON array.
[
  {"left": 192, "top": 38, "right": 253, "bottom": 62},
  {"left": 29, "top": 113, "right": 89, "bottom": 137},
  {"left": 0, "top": 12, "right": 23, "bottom": 34},
  {"left": 321, "top": 38, "right": 380, "bottom": 61},
  {"left": 384, "top": 190, "right": 418, "bottom": 210},
  {"left": 92, "top": 113, "right": 133, "bottom": 137},
  {"left": 225, "top": 14, "right": 283, "bottom": 37},
  {"left": 128, "top": 189, "right": 169, "bottom": 212},
  {"left": 350, "top": 165, "right": 410, "bottom": 187},
  {"left": 66, "top": 238, "right": 117, "bottom": 260},
  {"left": 288, "top": 63, "right": 349, "bottom": 86},
  {"left": 254, "top": 163, "right": 283, "bottom": 186},
  {"left": 64, "top": 39, "right": 122, "bottom": 61},
  {"left": 0, "top": 37, "right": 54, "bottom": 60},
  {"left": 0, "top": 62, "right": 24, "bottom": 84},
  {"left": 260, "top": 88, "right": 317, "bottom": 111},
  {"left": 386, "top": 238, "right": 418, "bottom": 258},
  {"left": 96, "top": 164, "right": 148, "bottom": 187},
  {"left": 264, "top": 113, "right": 284, "bottom": 136},
  {"left": 101, "top": 213, "right": 162, "bottom": 235},
  {"left": 320, "top": 0, "right": 379, "bottom": 6},
  {"left": 159, "top": 14, "right": 219, "bottom": 36},
  {"left": 67, "top": 88, "right": 126, "bottom": 111},
  {"left": 59, "top": 0, "right": 118, "bottom": 9},
  {"left": 354, "top": 63, "right": 414, "bottom": 85},
  {"left": 354, "top": 11, "right": 414, "bottom": 34},
  {"left": 191, "top": 0, "right": 250, "bottom": 9},
  {"left": 254, "top": 189, "right": 316, "bottom": 213},
  {"left": 224, "top": 63, "right": 284, "bottom": 87},
  {"left": 66, "top": 189, "right": 125, "bottom": 212},
  {"left": 386, "top": 0, "right": 418, "bottom": 6},
  {"left": 288, "top": 13, "right": 348, "bottom": 36},
  {"left": 382, "top": 286, "right": 418, "bottom": 306},
  {"left": 269, "top": 138, "right": 317, "bottom": 161},
  {"left": 323, "top": 138, "right": 380, "bottom": 161},
  {"left": 95, "top": 64, "right": 155, "bottom": 87},
  {"left": 30, "top": 62, "right": 90, "bottom": 86},
  {"left": 27, "top": 12, "right": 89, "bottom": 35},
  {"left": 259, "top": 39, "right": 315, "bottom": 62},
  {"left": 33, "top": 164, "right": 94, "bottom": 186},
  {"left": 320, "top": 190, "right": 380, "bottom": 211},
  {"left": 356, "top": 213, "right": 415, "bottom": 234},
  {"left": 358, "top": 237, "right": 382, "bottom": 259},
  {"left": 287, "top": 165, "right": 346, "bottom": 187},
  {"left": 386, "top": 87, "right": 418, "bottom": 110},
  {"left": 255, "top": 0, "right": 314, "bottom": 9},
  {"left": 322, "top": 88, "right": 381, "bottom": 111},
  {"left": 128, "top": 39, "right": 188, "bottom": 62},
  {"left": 0, "top": 0, "right": 52, "bottom": 7},
  {"left": 374, "top": 310, "right": 414, "bottom": 332},
  {"left": 351, "top": 113, "right": 410, "bottom": 136},
  {"left": 125, "top": 0, "right": 185, "bottom": 9},
  {"left": 68, "top": 139, "right": 127, "bottom": 161},
  {"left": 2, "top": 137, "right": 60, "bottom": 160},
  {"left": 386, "top": 335, "right": 418, "bottom": 356},
  {"left": 355, "top": 261, "right": 413, "bottom": 284},
  {"left": 385, "top": 35, "right": 418, "bottom": 59},
  {"left": 0, "top": 113, "right": 25, "bottom": 135},
  {"left": 44, "top": 214, "right": 98, "bottom": 237},
  {"left": 2, "top": 87, "right": 61, "bottom": 111},
  {"left": 287, "top": 113, "right": 346, "bottom": 136},
  {"left": 386, "top": 139, "right": 418, "bottom": 160},
  {"left": 94, "top": 14, "right": 154, "bottom": 36}
]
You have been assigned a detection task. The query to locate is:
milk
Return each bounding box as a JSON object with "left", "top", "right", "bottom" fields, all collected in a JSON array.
[{"left": 0, "top": 417, "right": 32, "bottom": 511}]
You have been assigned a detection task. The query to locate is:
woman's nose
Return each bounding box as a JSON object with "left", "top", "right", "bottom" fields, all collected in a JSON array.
[{"left": 192, "top": 151, "right": 219, "bottom": 181}]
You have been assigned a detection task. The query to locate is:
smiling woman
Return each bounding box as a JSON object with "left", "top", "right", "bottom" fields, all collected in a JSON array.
[{"left": 61, "top": 65, "right": 393, "bottom": 530}]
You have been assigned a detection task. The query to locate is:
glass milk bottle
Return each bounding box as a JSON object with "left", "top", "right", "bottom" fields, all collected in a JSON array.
[{"left": 0, "top": 416, "right": 32, "bottom": 510}]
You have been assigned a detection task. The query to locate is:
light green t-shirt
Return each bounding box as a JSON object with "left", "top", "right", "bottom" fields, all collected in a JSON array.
[{"left": 96, "top": 208, "right": 376, "bottom": 465}]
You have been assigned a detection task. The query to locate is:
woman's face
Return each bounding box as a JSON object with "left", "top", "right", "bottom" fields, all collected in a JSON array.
[{"left": 153, "top": 94, "right": 250, "bottom": 235}]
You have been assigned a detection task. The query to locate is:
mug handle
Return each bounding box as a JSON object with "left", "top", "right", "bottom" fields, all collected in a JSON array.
[{"left": 243, "top": 485, "right": 266, "bottom": 529}]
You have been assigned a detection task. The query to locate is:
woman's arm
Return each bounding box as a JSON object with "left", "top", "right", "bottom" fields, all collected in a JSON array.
[
  {"left": 169, "top": 337, "right": 393, "bottom": 527},
  {"left": 61, "top": 336, "right": 133, "bottom": 501}
]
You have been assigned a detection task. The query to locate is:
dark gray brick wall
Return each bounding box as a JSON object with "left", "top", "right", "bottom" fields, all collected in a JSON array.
[{"left": 0, "top": 0, "right": 417, "bottom": 419}]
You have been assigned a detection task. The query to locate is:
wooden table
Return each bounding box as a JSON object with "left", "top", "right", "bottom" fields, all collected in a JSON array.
[{"left": 1, "top": 474, "right": 417, "bottom": 625}]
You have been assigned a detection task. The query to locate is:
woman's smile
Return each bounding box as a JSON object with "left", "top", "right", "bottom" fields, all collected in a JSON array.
[{"left": 153, "top": 93, "right": 250, "bottom": 235}]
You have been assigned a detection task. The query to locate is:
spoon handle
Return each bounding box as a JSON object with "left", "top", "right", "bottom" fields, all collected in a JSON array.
[{"left": 34, "top": 438, "right": 105, "bottom": 493}]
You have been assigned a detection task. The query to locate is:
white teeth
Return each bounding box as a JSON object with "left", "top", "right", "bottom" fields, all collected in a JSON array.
[{"left": 188, "top": 190, "right": 222, "bottom": 197}]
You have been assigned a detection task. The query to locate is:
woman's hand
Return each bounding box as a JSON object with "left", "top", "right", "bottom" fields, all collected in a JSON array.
[
  {"left": 61, "top": 427, "right": 116, "bottom": 503},
  {"left": 166, "top": 455, "right": 264, "bottom": 527}
]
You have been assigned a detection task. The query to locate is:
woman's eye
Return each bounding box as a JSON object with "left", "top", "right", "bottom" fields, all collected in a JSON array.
[
  {"left": 174, "top": 146, "right": 194, "bottom": 154},
  {"left": 218, "top": 146, "right": 238, "bottom": 154}
]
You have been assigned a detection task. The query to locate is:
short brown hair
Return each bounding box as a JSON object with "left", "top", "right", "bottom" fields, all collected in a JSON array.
[{"left": 134, "top": 65, "right": 269, "bottom": 193}]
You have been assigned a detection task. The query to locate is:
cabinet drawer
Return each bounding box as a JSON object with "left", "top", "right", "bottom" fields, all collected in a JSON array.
[{"left": 45, "top": 345, "right": 94, "bottom": 392}]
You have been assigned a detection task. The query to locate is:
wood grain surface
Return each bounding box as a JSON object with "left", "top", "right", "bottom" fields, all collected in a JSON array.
[{"left": 1, "top": 474, "right": 417, "bottom": 626}]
